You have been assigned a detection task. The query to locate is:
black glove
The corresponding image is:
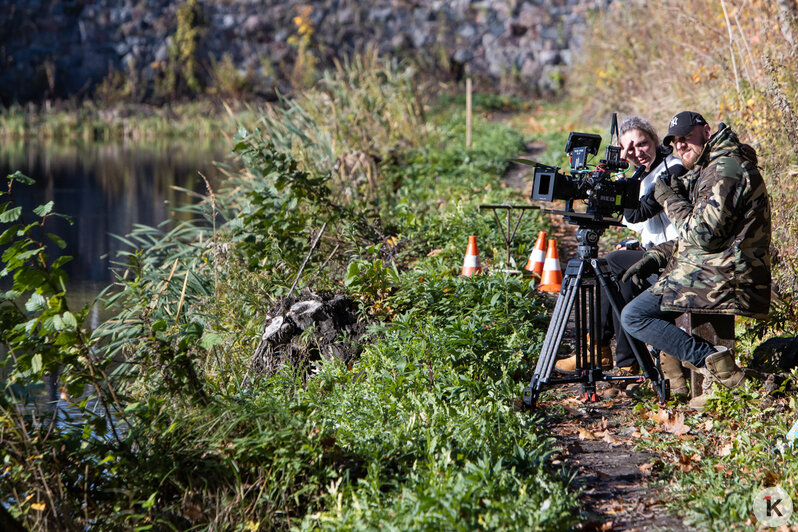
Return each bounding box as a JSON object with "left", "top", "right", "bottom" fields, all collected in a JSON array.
[
  {"left": 653, "top": 175, "right": 676, "bottom": 205},
  {"left": 622, "top": 254, "right": 660, "bottom": 289}
]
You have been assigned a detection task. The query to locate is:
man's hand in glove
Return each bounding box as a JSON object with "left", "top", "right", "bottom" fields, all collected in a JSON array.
[
  {"left": 653, "top": 175, "right": 677, "bottom": 205},
  {"left": 622, "top": 254, "right": 660, "bottom": 289}
]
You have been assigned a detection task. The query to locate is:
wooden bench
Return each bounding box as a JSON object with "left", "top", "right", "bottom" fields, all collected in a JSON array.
[{"left": 675, "top": 313, "right": 735, "bottom": 398}]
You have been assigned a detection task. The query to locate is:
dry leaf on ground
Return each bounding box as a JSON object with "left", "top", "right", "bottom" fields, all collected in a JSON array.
[
  {"left": 578, "top": 428, "right": 598, "bottom": 440},
  {"left": 663, "top": 412, "right": 691, "bottom": 436}
]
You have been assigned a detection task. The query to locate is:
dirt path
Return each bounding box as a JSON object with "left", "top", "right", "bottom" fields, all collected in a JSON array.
[
  {"left": 538, "top": 384, "right": 692, "bottom": 531},
  {"left": 503, "top": 146, "right": 692, "bottom": 531}
]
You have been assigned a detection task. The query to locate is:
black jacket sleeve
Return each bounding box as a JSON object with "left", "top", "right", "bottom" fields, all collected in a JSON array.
[
  {"left": 624, "top": 192, "right": 662, "bottom": 223},
  {"left": 623, "top": 163, "right": 687, "bottom": 223}
]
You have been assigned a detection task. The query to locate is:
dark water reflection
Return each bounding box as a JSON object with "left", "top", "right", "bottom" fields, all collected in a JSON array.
[
  {"left": 1, "top": 138, "right": 233, "bottom": 414},
  {"left": 0, "top": 138, "right": 231, "bottom": 292}
]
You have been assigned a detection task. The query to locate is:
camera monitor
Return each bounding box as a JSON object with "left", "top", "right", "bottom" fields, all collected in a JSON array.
[
  {"left": 564, "top": 132, "right": 602, "bottom": 172},
  {"left": 564, "top": 132, "right": 602, "bottom": 155}
]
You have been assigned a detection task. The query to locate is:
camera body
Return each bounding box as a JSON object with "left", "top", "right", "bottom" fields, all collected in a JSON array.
[{"left": 531, "top": 130, "right": 640, "bottom": 218}]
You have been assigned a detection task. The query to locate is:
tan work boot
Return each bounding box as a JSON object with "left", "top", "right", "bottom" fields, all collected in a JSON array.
[
  {"left": 660, "top": 353, "right": 689, "bottom": 396},
  {"left": 684, "top": 346, "right": 746, "bottom": 410},
  {"left": 554, "top": 345, "right": 612, "bottom": 374},
  {"left": 688, "top": 379, "right": 716, "bottom": 411}
]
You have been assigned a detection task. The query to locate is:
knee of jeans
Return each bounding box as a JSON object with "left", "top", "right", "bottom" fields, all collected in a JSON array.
[{"left": 620, "top": 305, "right": 641, "bottom": 334}]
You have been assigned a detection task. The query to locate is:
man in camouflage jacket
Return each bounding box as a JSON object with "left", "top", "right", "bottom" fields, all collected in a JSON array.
[{"left": 619, "top": 111, "right": 771, "bottom": 409}]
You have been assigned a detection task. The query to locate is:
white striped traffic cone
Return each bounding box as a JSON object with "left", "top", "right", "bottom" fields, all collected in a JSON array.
[
  {"left": 461, "top": 235, "right": 482, "bottom": 277},
  {"left": 537, "top": 239, "right": 562, "bottom": 292},
  {"left": 524, "top": 230, "right": 547, "bottom": 277}
]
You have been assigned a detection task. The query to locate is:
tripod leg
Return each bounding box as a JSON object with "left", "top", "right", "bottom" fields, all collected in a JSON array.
[
  {"left": 591, "top": 259, "right": 670, "bottom": 404},
  {"left": 523, "top": 260, "right": 586, "bottom": 408}
]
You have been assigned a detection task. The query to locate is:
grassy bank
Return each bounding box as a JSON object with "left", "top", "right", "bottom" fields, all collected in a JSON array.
[
  {"left": 0, "top": 99, "right": 263, "bottom": 142},
  {"left": 0, "top": 57, "right": 579, "bottom": 530},
  {"left": 3, "top": 1, "right": 798, "bottom": 528}
]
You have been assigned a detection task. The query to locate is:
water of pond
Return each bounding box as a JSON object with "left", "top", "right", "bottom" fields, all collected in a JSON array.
[
  {"left": 0, "top": 137, "right": 233, "bottom": 312},
  {"left": 0, "top": 137, "right": 234, "bottom": 416}
]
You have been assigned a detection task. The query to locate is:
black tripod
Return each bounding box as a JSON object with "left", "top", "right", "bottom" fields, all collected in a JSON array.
[{"left": 522, "top": 214, "right": 670, "bottom": 409}]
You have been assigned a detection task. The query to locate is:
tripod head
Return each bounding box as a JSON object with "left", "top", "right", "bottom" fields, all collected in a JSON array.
[{"left": 542, "top": 208, "right": 624, "bottom": 260}]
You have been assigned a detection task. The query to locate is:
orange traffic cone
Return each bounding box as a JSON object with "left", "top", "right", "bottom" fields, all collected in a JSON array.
[
  {"left": 524, "top": 230, "right": 547, "bottom": 277},
  {"left": 537, "top": 239, "right": 562, "bottom": 292},
  {"left": 461, "top": 235, "right": 482, "bottom": 277}
]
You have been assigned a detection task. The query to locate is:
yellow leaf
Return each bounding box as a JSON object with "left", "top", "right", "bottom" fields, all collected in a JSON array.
[{"left": 31, "top": 502, "right": 46, "bottom": 511}]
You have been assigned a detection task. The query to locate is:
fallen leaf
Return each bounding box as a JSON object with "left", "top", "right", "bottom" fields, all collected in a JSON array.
[
  {"left": 639, "top": 462, "right": 655, "bottom": 475},
  {"left": 647, "top": 409, "right": 671, "bottom": 424},
  {"left": 426, "top": 248, "right": 442, "bottom": 257},
  {"left": 717, "top": 442, "right": 733, "bottom": 457},
  {"left": 578, "top": 428, "right": 597, "bottom": 440},
  {"left": 762, "top": 470, "right": 781, "bottom": 486},
  {"left": 663, "top": 412, "right": 691, "bottom": 436},
  {"left": 602, "top": 431, "right": 621, "bottom": 446},
  {"left": 676, "top": 452, "right": 696, "bottom": 472}
]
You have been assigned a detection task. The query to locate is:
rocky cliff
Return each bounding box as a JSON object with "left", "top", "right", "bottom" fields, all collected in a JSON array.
[{"left": 0, "top": 0, "right": 610, "bottom": 105}]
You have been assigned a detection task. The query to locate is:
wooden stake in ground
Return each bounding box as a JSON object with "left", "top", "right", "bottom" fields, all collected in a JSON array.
[{"left": 466, "top": 75, "right": 472, "bottom": 149}]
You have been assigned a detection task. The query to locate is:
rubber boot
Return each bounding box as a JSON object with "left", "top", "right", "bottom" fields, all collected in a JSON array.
[
  {"left": 660, "top": 353, "right": 689, "bottom": 396},
  {"left": 684, "top": 346, "right": 746, "bottom": 410}
]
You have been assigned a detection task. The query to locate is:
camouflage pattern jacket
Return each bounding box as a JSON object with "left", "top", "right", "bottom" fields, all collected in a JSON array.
[{"left": 646, "top": 124, "right": 771, "bottom": 318}]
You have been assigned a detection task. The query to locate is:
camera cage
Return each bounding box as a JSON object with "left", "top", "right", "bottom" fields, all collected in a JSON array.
[{"left": 528, "top": 114, "right": 638, "bottom": 221}]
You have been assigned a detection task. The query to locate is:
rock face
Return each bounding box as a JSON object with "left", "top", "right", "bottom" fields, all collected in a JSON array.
[
  {"left": 251, "top": 292, "right": 366, "bottom": 376},
  {"left": 0, "top": 0, "right": 610, "bottom": 105}
]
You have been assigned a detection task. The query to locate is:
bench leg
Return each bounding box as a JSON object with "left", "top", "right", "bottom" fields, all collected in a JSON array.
[{"left": 676, "top": 314, "right": 735, "bottom": 400}]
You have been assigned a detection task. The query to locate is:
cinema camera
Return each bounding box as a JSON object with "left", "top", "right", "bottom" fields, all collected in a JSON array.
[
  {"left": 520, "top": 114, "right": 670, "bottom": 409},
  {"left": 530, "top": 125, "right": 642, "bottom": 220}
]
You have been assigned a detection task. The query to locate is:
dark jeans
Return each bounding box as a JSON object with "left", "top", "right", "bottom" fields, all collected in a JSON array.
[
  {"left": 599, "top": 249, "right": 647, "bottom": 367},
  {"left": 620, "top": 289, "right": 716, "bottom": 367}
]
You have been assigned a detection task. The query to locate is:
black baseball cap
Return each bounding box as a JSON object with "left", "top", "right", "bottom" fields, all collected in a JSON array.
[{"left": 663, "top": 111, "right": 708, "bottom": 146}]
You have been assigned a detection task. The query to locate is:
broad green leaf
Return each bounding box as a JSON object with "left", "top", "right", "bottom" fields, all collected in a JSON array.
[
  {"left": 51, "top": 255, "right": 73, "bottom": 269},
  {"left": 0, "top": 206, "right": 22, "bottom": 223},
  {"left": 199, "top": 332, "right": 224, "bottom": 350},
  {"left": 33, "top": 201, "right": 54, "bottom": 217},
  {"left": 0, "top": 225, "right": 17, "bottom": 245},
  {"left": 182, "top": 321, "right": 203, "bottom": 339},
  {"left": 47, "top": 233, "right": 67, "bottom": 249},
  {"left": 344, "top": 262, "right": 360, "bottom": 286},
  {"left": 2, "top": 289, "right": 20, "bottom": 301},
  {"left": 31, "top": 353, "right": 42, "bottom": 374},
  {"left": 61, "top": 311, "right": 78, "bottom": 329},
  {"left": 25, "top": 292, "right": 47, "bottom": 313},
  {"left": 7, "top": 171, "right": 34, "bottom": 185}
]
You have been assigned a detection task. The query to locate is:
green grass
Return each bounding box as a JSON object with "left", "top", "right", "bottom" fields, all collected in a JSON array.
[{"left": 0, "top": 66, "right": 578, "bottom": 528}]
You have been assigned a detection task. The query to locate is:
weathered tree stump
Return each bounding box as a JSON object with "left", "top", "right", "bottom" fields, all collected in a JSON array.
[{"left": 250, "top": 291, "right": 366, "bottom": 376}]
